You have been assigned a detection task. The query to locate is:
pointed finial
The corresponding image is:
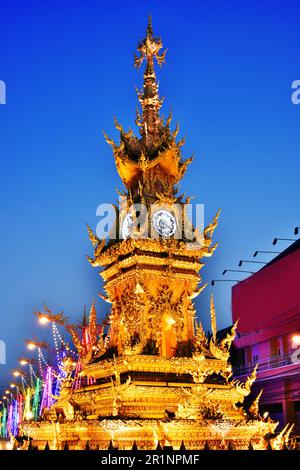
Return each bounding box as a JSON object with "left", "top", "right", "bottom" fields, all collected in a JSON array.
[
  {"left": 89, "top": 301, "right": 97, "bottom": 346},
  {"left": 86, "top": 223, "right": 99, "bottom": 247},
  {"left": 210, "top": 294, "right": 217, "bottom": 342},
  {"left": 134, "top": 16, "right": 166, "bottom": 139},
  {"left": 249, "top": 388, "right": 263, "bottom": 417},
  {"left": 147, "top": 14, "right": 153, "bottom": 37},
  {"left": 82, "top": 305, "right": 88, "bottom": 327}
]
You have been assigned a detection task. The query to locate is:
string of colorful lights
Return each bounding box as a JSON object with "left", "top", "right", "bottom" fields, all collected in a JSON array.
[{"left": 0, "top": 306, "right": 88, "bottom": 441}]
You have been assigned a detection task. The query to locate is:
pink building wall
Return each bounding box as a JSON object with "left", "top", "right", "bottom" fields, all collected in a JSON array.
[{"left": 232, "top": 242, "right": 300, "bottom": 434}]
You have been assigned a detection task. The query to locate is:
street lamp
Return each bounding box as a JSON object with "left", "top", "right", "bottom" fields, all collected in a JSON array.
[
  {"left": 223, "top": 269, "right": 254, "bottom": 275},
  {"left": 19, "top": 358, "right": 35, "bottom": 366},
  {"left": 211, "top": 279, "right": 239, "bottom": 286},
  {"left": 292, "top": 334, "right": 300, "bottom": 347},
  {"left": 38, "top": 315, "right": 50, "bottom": 325},
  {"left": 20, "top": 359, "right": 29, "bottom": 366},
  {"left": 25, "top": 339, "right": 48, "bottom": 350},
  {"left": 34, "top": 307, "right": 68, "bottom": 326},
  {"left": 253, "top": 250, "right": 280, "bottom": 258},
  {"left": 272, "top": 238, "right": 296, "bottom": 246},
  {"left": 238, "top": 260, "right": 266, "bottom": 267},
  {"left": 12, "top": 370, "right": 23, "bottom": 378}
]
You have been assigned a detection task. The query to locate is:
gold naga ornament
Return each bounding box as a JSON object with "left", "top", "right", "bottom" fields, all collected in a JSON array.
[{"left": 20, "top": 17, "right": 294, "bottom": 450}]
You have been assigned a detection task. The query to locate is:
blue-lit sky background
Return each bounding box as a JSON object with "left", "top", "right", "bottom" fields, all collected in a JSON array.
[{"left": 0, "top": 0, "right": 299, "bottom": 390}]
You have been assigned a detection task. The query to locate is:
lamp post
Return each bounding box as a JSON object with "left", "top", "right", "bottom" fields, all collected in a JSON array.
[
  {"left": 253, "top": 250, "right": 280, "bottom": 258},
  {"left": 222, "top": 269, "right": 254, "bottom": 275},
  {"left": 272, "top": 238, "right": 296, "bottom": 246},
  {"left": 211, "top": 279, "right": 239, "bottom": 286},
  {"left": 12, "top": 370, "right": 24, "bottom": 378},
  {"left": 292, "top": 335, "right": 300, "bottom": 347},
  {"left": 19, "top": 358, "right": 35, "bottom": 366},
  {"left": 25, "top": 339, "right": 49, "bottom": 350},
  {"left": 238, "top": 260, "right": 266, "bottom": 267}
]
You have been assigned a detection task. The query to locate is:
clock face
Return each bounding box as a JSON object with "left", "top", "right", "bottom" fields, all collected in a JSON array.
[
  {"left": 152, "top": 210, "right": 176, "bottom": 237},
  {"left": 122, "top": 213, "right": 134, "bottom": 239}
]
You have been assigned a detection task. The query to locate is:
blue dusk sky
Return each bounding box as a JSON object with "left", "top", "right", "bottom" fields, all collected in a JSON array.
[{"left": 0, "top": 0, "right": 299, "bottom": 390}]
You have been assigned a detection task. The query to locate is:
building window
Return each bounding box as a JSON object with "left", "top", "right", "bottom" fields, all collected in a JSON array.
[
  {"left": 294, "top": 401, "right": 300, "bottom": 412},
  {"left": 253, "top": 354, "right": 259, "bottom": 363}
]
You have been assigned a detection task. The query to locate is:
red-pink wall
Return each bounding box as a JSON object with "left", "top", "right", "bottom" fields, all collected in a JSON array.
[{"left": 232, "top": 249, "right": 300, "bottom": 346}]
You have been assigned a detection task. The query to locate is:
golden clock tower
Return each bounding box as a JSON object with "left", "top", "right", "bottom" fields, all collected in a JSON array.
[
  {"left": 21, "top": 18, "right": 292, "bottom": 450},
  {"left": 87, "top": 16, "right": 219, "bottom": 359}
]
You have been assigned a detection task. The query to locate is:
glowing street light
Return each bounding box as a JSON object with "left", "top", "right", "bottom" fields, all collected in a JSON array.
[
  {"left": 12, "top": 370, "right": 23, "bottom": 377},
  {"left": 25, "top": 339, "right": 48, "bottom": 350},
  {"left": 34, "top": 306, "right": 68, "bottom": 326},
  {"left": 19, "top": 359, "right": 29, "bottom": 366},
  {"left": 292, "top": 335, "right": 300, "bottom": 347},
  {"left": 38, "top": 315, "right": 50, "bottom": 325},
  {"left": 19, "top": 358, "right": 35, "bottom": 366},
  {"left": 26, "top": 411, "right": 33, "bottom": 420}
]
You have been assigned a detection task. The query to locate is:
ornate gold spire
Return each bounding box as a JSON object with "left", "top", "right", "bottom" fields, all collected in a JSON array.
[
  {"left": 102, "top": 17, "right": 194, "bottom": 193},
  {"left": 134, "top": 15, "right": 167, "bottom": 141}
]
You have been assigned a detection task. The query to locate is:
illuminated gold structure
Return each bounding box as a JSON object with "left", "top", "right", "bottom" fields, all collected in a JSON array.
[{"left": 21, "top": 18, "right": 293, "bottom": 450}]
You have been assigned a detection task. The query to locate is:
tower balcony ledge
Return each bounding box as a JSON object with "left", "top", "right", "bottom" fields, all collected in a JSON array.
[{"left": 82, "top": 354, "right": 229, "bottom": 382}]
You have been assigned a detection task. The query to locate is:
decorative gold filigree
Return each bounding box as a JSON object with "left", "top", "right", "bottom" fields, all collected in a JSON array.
[
  {"left": 220, "top": 321, "right": 238, "bottom": 351},
  {"left": 232, "top": 364, "right": 258, "bottom": 398},
  {"left": 194, "top": 321, "right": 208, "bottom": 353},
  {"left": 249, "top": 389, "right": 263, "bottom": 418}
]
